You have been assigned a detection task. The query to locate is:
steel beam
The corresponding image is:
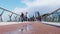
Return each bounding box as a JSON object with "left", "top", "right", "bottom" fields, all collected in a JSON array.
[{"left": 0, "top": 7, "right": 20, "bottom": 16}]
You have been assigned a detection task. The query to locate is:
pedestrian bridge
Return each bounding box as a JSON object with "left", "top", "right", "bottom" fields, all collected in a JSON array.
[
  {"left": 0, "top": 7, "right": 60, "bottom": 22},
  {"left": 0, "top": 22, "right": 60, "bottom": 34}
]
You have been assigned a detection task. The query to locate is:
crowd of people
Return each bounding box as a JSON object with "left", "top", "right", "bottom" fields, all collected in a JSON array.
[{"left": 20, "top": 12, "right": 42, "bottom": 22}]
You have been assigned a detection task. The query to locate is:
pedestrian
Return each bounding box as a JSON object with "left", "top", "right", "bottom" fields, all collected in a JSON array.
[
  {"left": 20, "top": 12, "right": 24, "bottom": 22},
  {"left": 24, "top": 12, "right": 28, "bottom": 21}
]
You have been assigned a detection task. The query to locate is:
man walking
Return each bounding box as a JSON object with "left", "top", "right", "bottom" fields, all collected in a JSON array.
[{"left": 20, "top": 12, "right": 24, "bottom": 22}]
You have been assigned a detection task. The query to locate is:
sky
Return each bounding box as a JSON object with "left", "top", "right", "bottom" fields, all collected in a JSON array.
[
  {"left": 0, "top": 0, "right": 60, "bottom": 21},
  {"left": 0, "top": 0, "right": 27, "bottom": 10},
  {"left": 0, "top": 0, "right": 60, "bottom": 13}
]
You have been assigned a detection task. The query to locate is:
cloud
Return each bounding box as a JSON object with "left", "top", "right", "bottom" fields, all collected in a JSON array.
[
  {"left": 12, "top": 7, "right": 29, "bottom": 14},
  {"left": 12, "top": 0, "right": 60, "bottom": 17},
  {"left": 22, "top": 0, "right": 60, "bottom": 7}
]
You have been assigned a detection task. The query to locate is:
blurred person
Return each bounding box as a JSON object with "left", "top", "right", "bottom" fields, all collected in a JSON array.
[
  {"left": 24, "top": 12, "right": 28, "bottom": 21},
  {"left": 20, "top": 12, "right": 24, "bottom": 22}
]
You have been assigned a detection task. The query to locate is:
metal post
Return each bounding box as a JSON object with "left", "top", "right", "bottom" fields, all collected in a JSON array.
[
  {"left": 14, "top": 16, "right": 17, "bottom": 22},
  {"left": 0, "top": 10, "right": 4, "bottom": 22},
  {"left": 8, "top": 13, "right": 13, "bottom": 22}
]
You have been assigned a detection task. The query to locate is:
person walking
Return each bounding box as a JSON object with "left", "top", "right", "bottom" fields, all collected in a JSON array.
[
  {"left": 24, "top": 12, "right": 28, "bottom": 21},
  {"left": 20, "top": 12, "right": 24, "bottom": 22}
]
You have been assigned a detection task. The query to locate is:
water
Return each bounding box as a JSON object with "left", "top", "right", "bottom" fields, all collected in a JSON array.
[
  {"left": 5, "top": 27, "right": 23, "bottom": 34},
  {"left": 27, "top": 24, "right": 32, "bottom": 31},
  {"left": 4, "top": 24, "right": 32, "bottom": 34}
]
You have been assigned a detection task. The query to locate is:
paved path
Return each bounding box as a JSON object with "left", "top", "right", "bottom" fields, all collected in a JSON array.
[{"left": 0, "top": 22, "right": 60, "bottom": 34}]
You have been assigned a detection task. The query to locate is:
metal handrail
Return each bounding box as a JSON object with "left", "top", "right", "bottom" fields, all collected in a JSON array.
[{"left": 0, "top": 7, "right": 20, "bottom": 16}]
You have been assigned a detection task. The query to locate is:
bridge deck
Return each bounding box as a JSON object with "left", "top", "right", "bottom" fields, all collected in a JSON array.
[{"left": 0, "top": 22, "right": 60, "bottom": 34}]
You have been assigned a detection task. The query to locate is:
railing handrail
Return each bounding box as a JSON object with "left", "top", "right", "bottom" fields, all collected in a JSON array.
[{"left": 0, "top": 7, "right": 20, "bottom": 16}]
